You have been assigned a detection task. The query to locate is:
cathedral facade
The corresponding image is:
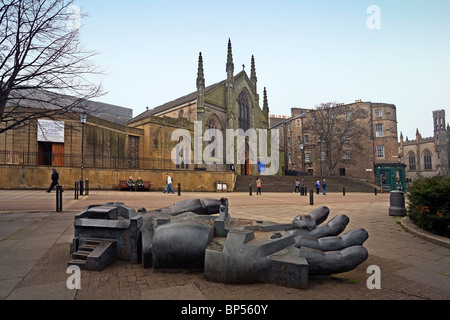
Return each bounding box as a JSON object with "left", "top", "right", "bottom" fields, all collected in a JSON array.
[
  {"left": 128, "top": 39, "right": 275, "bottom": 176},
  {"left": 399, "top": 109, "right": 450, "bottom": 180}
]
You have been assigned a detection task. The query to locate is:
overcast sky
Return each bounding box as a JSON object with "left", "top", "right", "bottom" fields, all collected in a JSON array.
[{"left": 74, "top": 0, "right": 450, "bottom": 139}]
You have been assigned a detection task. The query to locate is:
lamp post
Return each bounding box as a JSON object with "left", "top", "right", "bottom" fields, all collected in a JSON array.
[
  {"left": 298, "top": 140, "right": 304, "bottom": 172},
  {"left": 80, "top": 112, "right": 87, "bottom": 195},
  {"left": 318, "top": 136, "right": 324, "bottom": 176}
]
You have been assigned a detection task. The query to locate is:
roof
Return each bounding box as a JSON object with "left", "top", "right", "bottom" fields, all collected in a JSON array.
[
  {"left": 129, "top": 80, "right": 226, "bottom": 124},
  {"left": 6, "top": 88, "right": 133, "bottom": 125},
  {"left": 128, "top": 70, "right": 248, "bottom": 124}
]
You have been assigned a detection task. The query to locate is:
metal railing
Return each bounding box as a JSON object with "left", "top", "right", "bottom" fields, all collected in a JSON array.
[{"left": 0, "top": 150, "right": 228, "bottom": 171}]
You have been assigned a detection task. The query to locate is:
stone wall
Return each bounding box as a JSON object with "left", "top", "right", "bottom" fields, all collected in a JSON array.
[{"left": 0, "top": 165, "right": 236, "bottom": 191}]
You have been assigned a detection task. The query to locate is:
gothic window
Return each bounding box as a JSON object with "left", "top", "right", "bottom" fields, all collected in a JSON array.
[
  {"left": 408, "top": 151, "right": 416, "bottom": 170},
  {"left": 208, "top": 117, "right": 218, "bottom": 158},
  {"left": 423, "top": 149, "right": 432, "bottom": 170},
  {"left": 238, "top": 90, "right": 251, "bottom": 131}
]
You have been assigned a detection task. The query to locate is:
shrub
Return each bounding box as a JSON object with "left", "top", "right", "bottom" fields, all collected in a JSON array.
[{"left": 407, "top": 175, "right": 450, "bottom": 237}]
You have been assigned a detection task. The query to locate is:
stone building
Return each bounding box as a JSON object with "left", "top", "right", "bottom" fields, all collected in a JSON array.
[
  {"left": 272, "top": 101, "right": 405, "bottom": 190},
  {"left": 128, "top": 38, "right": 274, "bottom": 176},
  {"left": 0, "top": 39, "right": 278, "bottom": 190},
  {"left": 399, "top": 109, "right": 450, "bottom": 180}
]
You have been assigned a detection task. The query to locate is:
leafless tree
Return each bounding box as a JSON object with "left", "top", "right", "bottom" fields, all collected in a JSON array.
[
  {"left": 0, "top": 0, "right": 105, "bottom": 134},
  {"left": 303, "top": 102, "right": 369, "bottom": 175}
]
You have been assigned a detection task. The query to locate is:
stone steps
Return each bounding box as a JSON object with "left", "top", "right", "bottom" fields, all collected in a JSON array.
[{"left": 234, "top": 175, "right": 377, "bottom": 193}]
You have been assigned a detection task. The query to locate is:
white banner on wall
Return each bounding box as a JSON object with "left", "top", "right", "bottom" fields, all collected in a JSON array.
[{"left": 37, "top": 119, "right": 65, "bottom": 143}]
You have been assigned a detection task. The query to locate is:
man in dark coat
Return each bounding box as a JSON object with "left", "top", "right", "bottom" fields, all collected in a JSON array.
[{"left": 46, "top": 168, "right": 59, "bottom": 192}]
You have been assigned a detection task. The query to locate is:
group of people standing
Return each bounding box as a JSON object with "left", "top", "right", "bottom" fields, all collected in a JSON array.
[{"left": 315, "top": 179, "right": 327, "bottom": 195}]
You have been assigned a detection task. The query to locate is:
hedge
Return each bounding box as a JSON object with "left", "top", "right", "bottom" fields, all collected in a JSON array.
[{"left": 407, "top": 175, "right": 450, "bottom": 237}]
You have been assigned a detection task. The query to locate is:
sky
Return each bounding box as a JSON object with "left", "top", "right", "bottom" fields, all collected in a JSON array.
[{"left": 73, "top": 0, "right": 450, "bottom": 139}]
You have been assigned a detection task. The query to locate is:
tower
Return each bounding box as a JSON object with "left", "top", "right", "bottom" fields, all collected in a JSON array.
[{"left": 433, "top": 109, "right": 449, "bottom": 174}]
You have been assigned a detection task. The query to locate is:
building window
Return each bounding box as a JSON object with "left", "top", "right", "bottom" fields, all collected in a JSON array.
[
  {"left": 304, "top": 134, "right": 310, "bottom": 144},
  {"left": 423, "top": 150, "right": 432, "bottom": 170},
  {"left": 375, "top": 124, "right": 383, "bottom": 137},
  {"left": 297, "top": 120, "right": 300, "bottom": 127},
  {"left": 238, "top": 90, "right": 250, "bottom": 131},
  {"left": 374, "top": 109, "right": 382, "bottom": 117},
  {"left": 321, "top": 150, "right": 326, "bottom": 161},
  {"left": 376, "top": 145, "right": 385, "bottom": 158},
  {"left": 305, "top": 153, "right": 311, "bottom": 162},
  {"left": 344, "top": 150, "right": 350, "bottom": 160},
  {"left": 408, "top": 152, "right": 416, "bottom": 170}
]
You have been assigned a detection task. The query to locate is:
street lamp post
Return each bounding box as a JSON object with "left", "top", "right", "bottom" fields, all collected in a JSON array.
[
  {"left": 80, "top": 112, "right": 87, "bottom": 195},
  {"left": 298, "top": 140, "right": 304, "bottom": 172},
  {"left": 319, "top": 136, "right": 324, "bottom": 176}
]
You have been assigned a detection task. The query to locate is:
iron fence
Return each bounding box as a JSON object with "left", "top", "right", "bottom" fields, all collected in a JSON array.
[{"left": 0, "top": 150, "right": 190, "bottom": 170}]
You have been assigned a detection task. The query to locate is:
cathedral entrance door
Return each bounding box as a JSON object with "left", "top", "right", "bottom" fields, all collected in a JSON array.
[{"left": 240, "top": 151, "right": 251, "bottom": 175}]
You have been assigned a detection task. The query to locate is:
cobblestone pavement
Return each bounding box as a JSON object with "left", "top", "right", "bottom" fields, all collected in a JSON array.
[{"left": 0, "top": 190, "right": 449, "bottom": 304}]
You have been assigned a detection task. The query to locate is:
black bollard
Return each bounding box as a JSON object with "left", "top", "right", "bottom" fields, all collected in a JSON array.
[
  {"left": 309, "top": 189, "right": 313, "bottom": 205},
  {"left": 374, "top": 187, "right": 377, "bottom": 196},
  {"left": 74, "top": 181, "right": 79, "bottom": 199},
  {"left": 85, "top": 179, "right": 89, "bottom": 195},
  {"left": 56, "top": 185, "right": 63, "bottom": 212},
  {"left": 249, "top": 184, "right": 252, "bottom": 196},
  {"left": 178, "top": 182, "right": 181, "bottom": 196},
  {"left": 343, "top": 187, "right": 346, "bottom": 196},
  {"left": 80, "top": 179, "right": 84, "bottom": 196}
]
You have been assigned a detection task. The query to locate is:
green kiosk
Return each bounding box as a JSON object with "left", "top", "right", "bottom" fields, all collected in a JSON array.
[{"left": 375, "top": 163, "right": 406, "bottom": 192}]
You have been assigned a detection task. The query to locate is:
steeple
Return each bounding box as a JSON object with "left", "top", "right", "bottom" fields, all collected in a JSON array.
[
  {"left": 196, "top": 52, "right": 205, "bottom": 89},
  {"left": 250, "top": 55, "right": 257, "bottom": 92},
  {"left": 262, "top": 87, "right": 269, "bottom": 118},
  {"left": 196, "top": 52, "right": 205, "bottom": 113},
  {"left": 226, "top": 38, "right": 234, "bottom": 86}
]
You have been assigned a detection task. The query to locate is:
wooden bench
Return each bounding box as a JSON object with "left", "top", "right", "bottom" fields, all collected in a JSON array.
[{"left": 119, "top": 180, "right": 151, "bottom": 191}]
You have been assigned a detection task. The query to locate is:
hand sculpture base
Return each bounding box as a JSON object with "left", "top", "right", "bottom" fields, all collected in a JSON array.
[{"left": 69, "top": 198, "right": 368, "bottom": 289}]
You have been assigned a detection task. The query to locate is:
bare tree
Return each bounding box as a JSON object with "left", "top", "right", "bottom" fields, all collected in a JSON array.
[
  {"left": 0, "top": 0, "right": 104, "bottom": 134},
  {"left": 304, "top": 102, "right": 369, "bottom": 175}
]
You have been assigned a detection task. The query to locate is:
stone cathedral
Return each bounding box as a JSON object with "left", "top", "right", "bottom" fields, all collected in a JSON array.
[{"left": 129, "top": 39, "right": 274, "bottom": 176}]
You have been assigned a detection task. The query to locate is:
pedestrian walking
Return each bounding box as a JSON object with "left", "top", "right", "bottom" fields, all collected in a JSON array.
[
  {"left": 315, "top": 180, "right": 320, "bottom": 194},
  {"left": 322, "top": 179, "right": 327, "bottom": 195},
  {"left": 46, "top": 168, "right": 59, "bottom": 192},
  {"left": 163, "top": 173, "right": 175, "bottom": 194},
  {"left": 294, "top": 179, "right": 300, "bottom": 193},
  {"left": 256, "top": 177, "right": 262, "bottom": 195}
]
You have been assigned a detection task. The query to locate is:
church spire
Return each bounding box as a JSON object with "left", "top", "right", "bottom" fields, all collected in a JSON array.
[
  {"left": 196, "top": 52, "right": 205, "bottom": 113},
  {"left": 250, "top": 55, "right": 257, "bottom": 82},
  {"left": 263, "top": 87, "right": 269, "bottom": 118},
  {"left": 250, "top": 55, "right": 257, "bottom": 93},
  {"left": 226, "top": 38, "right": 234, "bottom": 85},
  {"left": 196, "top": 52, "right": 205, "bottom": 89}
]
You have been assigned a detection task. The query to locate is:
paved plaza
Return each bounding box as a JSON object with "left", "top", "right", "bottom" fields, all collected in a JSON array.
[{"left": 0, "top": 189, "right": 449, "bottom": 302}]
